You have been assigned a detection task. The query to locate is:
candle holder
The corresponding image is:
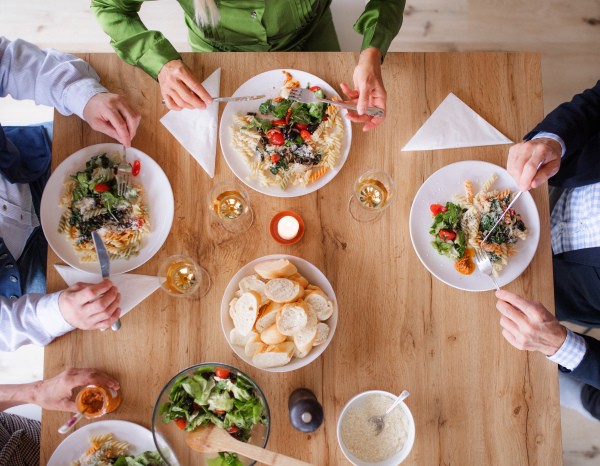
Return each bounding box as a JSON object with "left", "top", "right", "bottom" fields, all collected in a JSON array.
[{"left": 269, "top": 211, "right": 305, "bottom": 245}]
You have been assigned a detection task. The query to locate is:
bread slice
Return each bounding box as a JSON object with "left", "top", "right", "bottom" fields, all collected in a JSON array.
[
  {"left": 230, "top": 327, "right": 257, "bottom": 347},
  {"left": 265, "top": 279, "right": 304, "bottom": 303},
  {"left": 255, "top": 259, "right": 297, "bottom": 279},
  {"left": 239, "top": 274, "right": 271, "bottom": 306},
  {"left": 276, "top": 300, "right": 308, "bottom": 336},
  {"left": 260, "top": 323, "right": 287, "bottom": 344},
  {"left": 245, "top": 334, "right": 264, "bottom": 357},
  {"left": 313, "top": 322, "right": 330, "bottom": 346},
  {"left": 252, "top": 342, "right": 295, "bottom": 368},
  {"left": 287, "top": 273, "right": 309, "bottom": 289},
  {"left": 293, "top": 345, "right": 312, "bottom": 359},
  {"left": 233, "top": 291, "right": 261, "bottom": 336},
  {"left": 306, "top": 285, "right": 322, "bottom": 293},
  {"left": 293, "top": 324, "right": 318, "bottom": 352},
  {"left": 229, "top": 297, "right": 238, "bottom": 320},
  {"left": 234, "top": 289, "right": 243, "bottom": 298},
  {"left": 304, "top": 291, "right": 333, "bottom": 321},
  {"left": 255, "top": 302, "right": 282, "bottom": 333}
]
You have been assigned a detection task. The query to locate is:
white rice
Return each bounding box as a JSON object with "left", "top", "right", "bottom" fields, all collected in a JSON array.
[{"left": 340, "top": 394, "right": 409, "bottom": 463}]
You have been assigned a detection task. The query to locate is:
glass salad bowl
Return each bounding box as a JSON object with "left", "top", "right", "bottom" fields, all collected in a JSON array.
[{"left": 151, "top": 363, "right": 270, "bottom": 466}]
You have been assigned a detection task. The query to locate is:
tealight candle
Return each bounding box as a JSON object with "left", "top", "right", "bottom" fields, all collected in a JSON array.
[{"left": 278, "top": 216, "right": 300, "bottom": 240}]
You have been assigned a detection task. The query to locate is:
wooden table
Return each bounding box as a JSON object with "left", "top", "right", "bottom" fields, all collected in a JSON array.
[{"left": 41, "top": 52, "right": 562, "bottom": 465}]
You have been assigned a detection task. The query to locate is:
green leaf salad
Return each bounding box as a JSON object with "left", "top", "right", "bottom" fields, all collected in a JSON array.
[{"left": 429, "top": 202, "right": 466, "bottom": 261}]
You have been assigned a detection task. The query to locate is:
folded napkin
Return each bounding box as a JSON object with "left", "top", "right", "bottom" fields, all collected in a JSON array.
[
  {"left": 160, "top": 67, "right": 221, "bottom": 178},
  {"left": 54, "top": 265, "right": 160, "bottom": 319},
  {"left": 402, "top": 92, "right": 513, "bottom": 151}
]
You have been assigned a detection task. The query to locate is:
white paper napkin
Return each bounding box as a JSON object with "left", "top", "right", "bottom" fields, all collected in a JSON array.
[
  {"left": 160, "top": 67, "right": 221, "bottom": 177},
  {"left": 402, "top": 92, "right": 513, "bottom": 151},
  {"left": 54, "top": 265, "right": 160, "bottom": 318}
]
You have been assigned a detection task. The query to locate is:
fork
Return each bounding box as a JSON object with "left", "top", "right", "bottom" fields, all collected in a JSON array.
[
  {"left": 117, "top": 145, "right": 132, "bottom": 196},
  {"left": 473, "top": 248, "right": 501, "bottom": 290},
  {"left": 289, "top": 87, "right": 385, "bottom": 118}
]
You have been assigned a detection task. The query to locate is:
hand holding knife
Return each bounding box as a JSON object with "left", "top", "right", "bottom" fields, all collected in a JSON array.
[{"left": 92, "top": 231, "right": 121, "bottom": 331}]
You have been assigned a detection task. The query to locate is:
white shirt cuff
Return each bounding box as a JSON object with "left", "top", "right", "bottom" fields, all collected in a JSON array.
[
  {"left": 63, "top": 78, "right": 108, "bottom": 119},
  {"left": 532, "top": 132, "right": 566, "bottom": 158},
  {"left": 34, "top": 290, "right": 75, "bottom": 339},
  {"left": 547, "top": 328, "right": 586, "bottom": 370}
]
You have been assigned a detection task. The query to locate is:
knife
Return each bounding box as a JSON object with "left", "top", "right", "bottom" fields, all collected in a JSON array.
[
  {"left": 92, "top": 231, "right": 121, "bottom": 331},
  {"left": 161, "top": 94, "right": 265, "bottom": 105}
]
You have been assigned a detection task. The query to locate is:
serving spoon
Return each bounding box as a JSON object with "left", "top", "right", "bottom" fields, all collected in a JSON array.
[
  {"left": 368, "top": 390, "right": 410, "bottom": 435},
  {"left": 185, "top": 424, "right": 314, "bottom": 466}
]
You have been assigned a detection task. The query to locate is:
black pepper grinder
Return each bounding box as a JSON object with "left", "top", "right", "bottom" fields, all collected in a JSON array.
[{"left": 288, "top": 388, "right": 324, "bottom": 433}]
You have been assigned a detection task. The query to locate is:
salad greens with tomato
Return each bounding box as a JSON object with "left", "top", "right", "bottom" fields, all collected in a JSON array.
[
  {"left": 429, "top": 202, "right": 467, "bottom": 261},
  {"left": 242, "top": 85, "right": 329, "bottom": 176},
  {"left": 160, "top": 367, "right": 267, "bottom": 466}
]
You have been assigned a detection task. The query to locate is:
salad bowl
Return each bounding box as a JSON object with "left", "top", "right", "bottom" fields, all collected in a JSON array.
[{"left": 151, "top": 363, "right": 270, "bottom": 466}]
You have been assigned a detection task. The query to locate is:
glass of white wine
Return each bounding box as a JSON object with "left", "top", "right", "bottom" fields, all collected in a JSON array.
[
  {"left": 348, "top": 169, "right": 395, "bottom": 223},
  {"left": 207, "top": 181, "right": 254, "bottom": 234},
  {"left": 158, "top": 255, "right": 210, "bottom": 297}
]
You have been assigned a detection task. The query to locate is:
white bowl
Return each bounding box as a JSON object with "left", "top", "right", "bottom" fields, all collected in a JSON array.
[
  {"left": 337, "top": 390, "right": 416, "bottom": 466},
  {"left": 220, "top": 254, "right": 338, "bottom": 372}
]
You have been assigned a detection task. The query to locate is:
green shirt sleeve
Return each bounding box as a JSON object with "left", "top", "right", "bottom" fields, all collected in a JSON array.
[
  {"left": 354, "top": 0, "right": 406, "bottom": 61},
  {"left": 90, "top": 0, "right": 182, "bottom": 80}
]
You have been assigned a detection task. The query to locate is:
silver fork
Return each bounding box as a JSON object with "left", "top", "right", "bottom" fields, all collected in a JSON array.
[
  {"left": 117, "top": 146, "right": 132, "bottom": 196},
  {"left": 289, "top": 87, "right": 385, "bottom": 118},
  {"left": 473, "top": 248, "right": 501, "bottom": 290}
]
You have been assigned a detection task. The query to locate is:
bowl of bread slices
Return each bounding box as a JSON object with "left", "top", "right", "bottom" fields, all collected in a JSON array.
[{"left": 221, "top": 255, "right": 337, "bottom": 372}]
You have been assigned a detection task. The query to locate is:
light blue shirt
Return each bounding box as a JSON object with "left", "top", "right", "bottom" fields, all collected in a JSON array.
[{"left": 0, "top": 37, "right": 106, "bottom": 351}]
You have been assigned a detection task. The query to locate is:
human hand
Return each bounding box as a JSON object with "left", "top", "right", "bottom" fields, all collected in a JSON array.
[
  {"left": 58, "top": 281, "right": 121, "bottom": 330},
  {"left": 507, "top": 138, "right": 562, "bottom": 192},
  {"left": 495, "top": 289, "right": 567, "bottom": 356},
  {"left": 340, "top": 47, "right": 386, "bottom": 131},
  {"left": 28, "top": 368, "right": 119, "bottom": 412},
  {"left": 158, "top": 59, "right": 213, "bottom": 111},
  {"left": 82, "top": 93, "right": 141, "bottom": 148}
]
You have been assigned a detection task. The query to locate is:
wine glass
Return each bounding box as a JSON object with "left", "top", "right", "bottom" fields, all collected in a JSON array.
[
  {"left": 207, "top": 181, "right": 254, "bottom": 233},
  {"left": 348, "top": 169, "right": 395, "bottom": 223},
  {"left": 158, "top": 255, "right": 210, "bottom": 298}
]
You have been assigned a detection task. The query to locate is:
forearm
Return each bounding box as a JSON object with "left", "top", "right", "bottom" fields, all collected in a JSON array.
[
  {"left": 354, "top": 0, "right": 406, "bottom": 61},
  {"left": 91, "top": 0, "right": 181, "bottom": 80},
  {"left": 0, "top": 381, "right": 40, "bottom": 412}
]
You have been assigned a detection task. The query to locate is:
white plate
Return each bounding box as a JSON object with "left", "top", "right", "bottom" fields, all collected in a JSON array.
[
  {"left": 41, "top": 143, "right": 174, "bottom": 274},
  {"left": 221, "top": 254, "right": 338, "bottom": 372},
  {"left": 48, "top": 420, "right": 155, "bottom": 465},
  {"left": 409, "top": 161, "right": 540, "bottom": 291},
  {"left": 219, "top": 69, "right": 352, "bottom": 197}
]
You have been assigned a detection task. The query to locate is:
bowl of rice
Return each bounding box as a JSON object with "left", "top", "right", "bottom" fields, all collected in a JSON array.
[{"left": 337, "top": 390, "right": 415, "bottom": 465}]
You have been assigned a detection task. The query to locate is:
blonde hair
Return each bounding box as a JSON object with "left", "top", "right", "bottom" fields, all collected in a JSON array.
[{"left": 194, "top": 0, "right": 220, "bottom": 28}]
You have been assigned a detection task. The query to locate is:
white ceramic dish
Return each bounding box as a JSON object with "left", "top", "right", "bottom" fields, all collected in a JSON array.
[
  {"left": 219, "top": 69, "right": 352, "bottom": 197},
  {"left": 409, "top": 161, "right": 540, "bottom": 291},
  {"left": 221, "top": 254, "right": 337, "bottom": 372},
  {"left": 337, "top": 390, "right": 416, "bottom": 466},
  {"left": 41, "top": 143, "right": 174, "bottom": 274},
  {"left": 48, "top": 420, "right": 155, "bottom": 465}
]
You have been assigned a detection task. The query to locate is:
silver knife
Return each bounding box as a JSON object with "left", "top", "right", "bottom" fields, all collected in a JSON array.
[
  {"left": 91, "top": 231, "right": 121, "bottom": 331},
  {"left": 161, "top": 94, "right": 265, "bottom": 105}
]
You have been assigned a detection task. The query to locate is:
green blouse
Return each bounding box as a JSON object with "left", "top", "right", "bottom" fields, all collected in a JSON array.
[{"left": 91, "top": 0, "right": 405, "bottom": 80}]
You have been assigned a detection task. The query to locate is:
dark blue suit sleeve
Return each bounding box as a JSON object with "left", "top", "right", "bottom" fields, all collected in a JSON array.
[
  {"left": 525, "top": 80, "right": 600, "bottom": 159},
  {"left": 559, "top": 333, "right": 600, "bottom": 391}
]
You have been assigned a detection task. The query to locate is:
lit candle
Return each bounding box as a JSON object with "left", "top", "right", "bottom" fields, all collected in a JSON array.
[{"left": 278, "top": 216, "right": 300, "bottom": 240}]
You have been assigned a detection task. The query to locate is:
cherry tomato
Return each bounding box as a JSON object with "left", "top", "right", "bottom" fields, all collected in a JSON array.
[
  {"left": 215, "top": 368, "right": 230, "bottom": 379},
  {"left": 294, "top": 123, "right": 308, "bottom": 131},
  {"left": 94, "top": 183, "right": 109, "bottom": 192},
  {"left": 131, "top": 160, "right": 141, "bottom": 176},
  {"left": 271, "top": 119, "right": 286, "bottom": 126},
  {"left": 439, "top": 229, "right": 456, "bottom": 241},
  {"left": 430, "top": 204, "right": 447, "bottom": 216},
  {"left": 309, "top": 86, "right": 321, "bottom": 92},
  {"left": 285, "top": 107, "right": 292, "bottom": 125},
  {"left": 271, "top": 153, "right": 280, "bottom": 163},
  {"left": 226, "top": 426, "right": 239, "bottom": 434},
  {"left": 322, "top": 115, "right": 328, "bottom": 121},
  {"left": 214, "top": 410, "right": 226, "bottom": 414},
  {"left": 300, "top": 130, "right": 311, "bottom": 142},
  {"left": 176, "top": 419, "right": 186, "bottom": 430},
  {"left": 266, "top": 129, "right": 285, "bottom": 146}
]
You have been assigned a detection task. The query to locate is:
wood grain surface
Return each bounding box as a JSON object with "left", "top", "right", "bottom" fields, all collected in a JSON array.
[{"left": 41, "top": 52, "right": 562, "bottom": 465}]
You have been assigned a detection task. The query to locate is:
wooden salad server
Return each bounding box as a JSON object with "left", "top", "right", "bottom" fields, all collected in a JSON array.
[{"left": 185, "top": 424, "right": 314, "bottom": 466}]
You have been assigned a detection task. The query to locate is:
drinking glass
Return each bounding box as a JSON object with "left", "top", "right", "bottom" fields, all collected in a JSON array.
[
  {"left": 158, "top": 255, "right": 210, "bottom": 298},
  {"left": 207, "top": 181, "right": 254, "bottom": 233},
  {"left": 348, "top": 169, "right": 395, "bottom": 223}
]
